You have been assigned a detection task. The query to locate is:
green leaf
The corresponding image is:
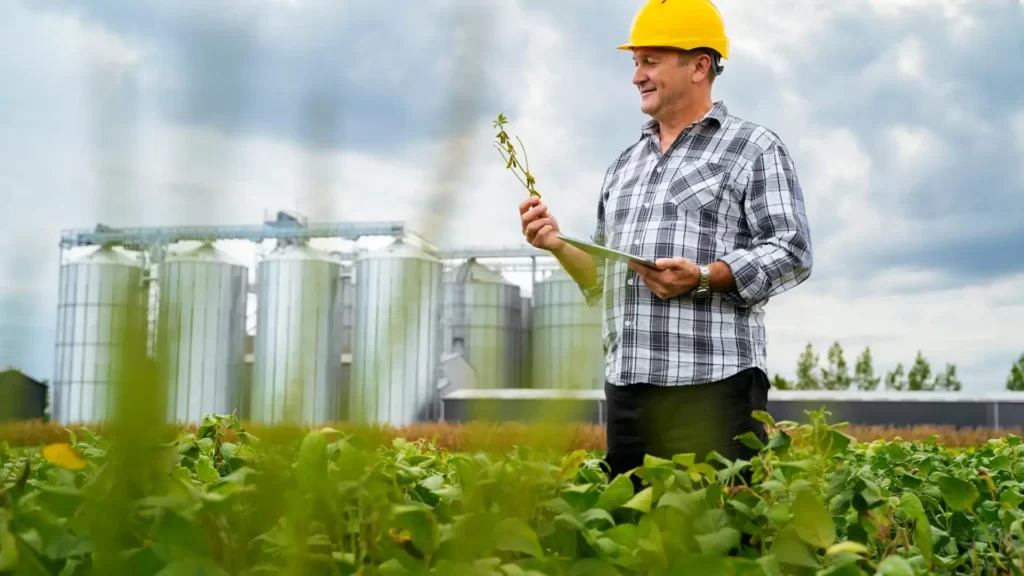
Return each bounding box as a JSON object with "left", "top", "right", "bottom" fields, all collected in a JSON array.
[
  {"left": 672, "top": 554, "right": 732, "bottom": 575},
  {"left": 770, "top": 525, "right": 819, "bottom": 569},
  {"left": 695, "top": 527, "right": 741, "bottom": 556},
  {"left": 153, "top": 559, "right": 231, "bottom": 576},
  {"left": 196, "top": 437, "right": 215, "bottom": 455},
  {"left": 735, "top": 432, "right": 765, "bottom": 451},
  {"left": 673, "top": 454, "right": 696, "bottom": 468},
  {"left": 420, "top": 474, "right": 444, "bottom": 491},
  {"left": 0, "top": 530, "right": 17, "bottom": 570},
  {"left": 717, "top": 460, "right": 750, "bottom": 483},
  {"left": 393, "top": 505, "right": 440, "bottom": 556},
  {"left": 817, "top": 564, "right": 868, "bottom": 576},
  {"left": 195, "top": 455, "right": 219, "bottom": 484},
  {"left": 499, "top": 563, "right": 526, "bottom": 576},
  {"left": 495, "top": 517, "right": 544, "bottom": 558},
  {"left": 595, "top": 474, "right": 634, "bottom": 511},
  {"left": 936, "top": 475, "right": 979, "bottom": 512},
  {"left": 766, "top": 430, "right": 792, "bottom": 454},
  {"left": 579, "top": 508, "right": 615, "bottom": 529},
  {"left": 989, "top": 455, "right": 1011, "bottom": 471},
  {"left": 296, "top": 430, "right": 328, "bottom": 493},
  {"left": 767, "top": 503, "right": 790, "bottom": 524},
  {"left": 657, "top": 490, "right": 708, "bottom": 518},
  {"left": 378, "top": 558, "right": 414, "bottom": 575},
  {"left": 622, "top": 487, "right": 653, "bottom": 514},
  {"left": 690, "top": 463, "right": 719, "bottom": 483},
  {"left": 791, "top": 489, "right": 836, "bottom": 549},
  {"left": 603, "top": 524, "right": 639, "bottom": 551},
  {"left": 567, "top": 559, "right": 621, "bottom": 575},
  {"left": 898, "top": 492, "right": 925, "bottom": 520},
  {"left": 876, "top": 555, "right": 914, "bottom": 576},
  {"left": 643, "top": 454, "right": 674, "bottom": 469},
  {"left": 999, "top": 489, "right": 1024, "bottom": 508},
  {"left": 752, "top": 410, "right": 776, "bottom": 427}
]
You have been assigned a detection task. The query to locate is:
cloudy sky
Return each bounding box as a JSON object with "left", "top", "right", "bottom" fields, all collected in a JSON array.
[{"left": 2, "top": 0, "right": 1022, "bottom": 392}]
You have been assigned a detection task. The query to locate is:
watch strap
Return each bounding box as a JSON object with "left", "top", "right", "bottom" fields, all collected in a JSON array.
[{"left": 691, "top": 264, "right": 710, "bottom": 298}]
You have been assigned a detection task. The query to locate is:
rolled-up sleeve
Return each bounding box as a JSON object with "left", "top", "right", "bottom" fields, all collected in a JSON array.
[{"left": 720, "top": 141, "right": 813, "bottom": 307}]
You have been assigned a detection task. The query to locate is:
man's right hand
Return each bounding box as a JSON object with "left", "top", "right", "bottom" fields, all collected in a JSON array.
[{"left": 519, "top": 197, "right": 565, "bottom": 252}]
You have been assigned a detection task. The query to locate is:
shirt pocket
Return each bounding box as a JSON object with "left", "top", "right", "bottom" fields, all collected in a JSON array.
[{"left": 666, "top": 161, "right": 727, "bottom": 212}]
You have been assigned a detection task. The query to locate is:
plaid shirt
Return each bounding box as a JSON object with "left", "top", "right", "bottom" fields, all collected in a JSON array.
[{"left": 581, "top": 101, "right": 813, "bottom": 387}]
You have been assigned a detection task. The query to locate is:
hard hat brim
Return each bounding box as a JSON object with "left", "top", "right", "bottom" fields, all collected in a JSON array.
[{"left": 617, "top": 39, "right": 729, "bottom": 60}]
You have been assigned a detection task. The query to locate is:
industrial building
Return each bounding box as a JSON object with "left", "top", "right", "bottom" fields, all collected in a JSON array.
[
  {"left": 0, "top": 369, "right": 48, "bottom": 422},
  {"left": 50, "top": 214, "right": 1024, "bottom": 429}
]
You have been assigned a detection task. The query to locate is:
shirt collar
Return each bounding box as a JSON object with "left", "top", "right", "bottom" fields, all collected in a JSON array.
[{"left": 641, "top": 100, "right": 729, "bottom": 137}]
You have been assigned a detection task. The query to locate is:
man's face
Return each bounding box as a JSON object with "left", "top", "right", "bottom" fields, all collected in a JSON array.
[{"left": 632, "top": 47, "right": 694, "bottom": 118}]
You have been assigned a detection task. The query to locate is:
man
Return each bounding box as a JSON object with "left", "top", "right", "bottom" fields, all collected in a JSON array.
[{"left": 518, "top": 0, "right": 813, "bottom": 484}]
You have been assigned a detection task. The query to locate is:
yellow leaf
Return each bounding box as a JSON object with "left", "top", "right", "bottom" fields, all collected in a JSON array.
[
  {"left": 42, "top": 443, "right": 88, "bottom": 471},
  {"left": 826, "top": 541, "right": 870, "bottom": 556}
]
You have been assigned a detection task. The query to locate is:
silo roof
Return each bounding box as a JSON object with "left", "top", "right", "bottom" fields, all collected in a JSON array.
[
  {"left": 453, "top": 259, "right": 510, "bottom": 284},
  {"left": 166, "top": 243, "right": 243, "bottom": 266},
  {"left": 263, "top": 242, "right": 342, "bottom": 264},
  {"left": 359, "top": 239, "right": 439, "bottom": 263},
  {"left": 73, "top": 246, "right": 142, "bottom": 267}
]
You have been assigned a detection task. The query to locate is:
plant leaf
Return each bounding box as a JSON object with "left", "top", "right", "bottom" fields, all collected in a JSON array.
[
  {"left": 595, "top": 474, "right": 634, "bottom": 511},
  {"left": 876, "top": 555, "right": 914, "bottom": 576},
  {"left": 622, "top": 487, "right": 653, "bottom": 514},
  {"left": 936, "top": 475, "right": 979, "bottom": 512},
  {"left": 791, "top": 489, "right": 836, "bottom": 548},
  {"left": 695, "top": 527, "right": 741, "bottom": 556}
]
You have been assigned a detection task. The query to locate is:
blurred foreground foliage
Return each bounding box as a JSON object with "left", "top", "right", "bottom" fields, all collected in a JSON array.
[
  {"left": 2, "top": 410, "right": 1024, "bottom": 574},
  {"left": 0, "top": 420, "right": 1019, "bottom": 451}
]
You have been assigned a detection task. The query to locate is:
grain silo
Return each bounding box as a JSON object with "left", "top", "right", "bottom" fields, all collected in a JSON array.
[
  {"left": 530, "top": 268, "right": 605, "bottom": 390},
  {"left": 52, "top": 246, "right": 147, "bottom": 424},
  {"left": 349, "top": 240, "right": 443, "bottom": 426},
  {"left": 250, "top": 243, "right": 341, "bottom": 425},
  {"left": 155, "top": 243, "right": 248, "bottom": 424},
  {"left": 442, "top": 259, "right": 522, "bottom": 389}
]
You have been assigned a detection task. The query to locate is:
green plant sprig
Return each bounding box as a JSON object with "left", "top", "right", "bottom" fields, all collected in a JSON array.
[{"left": 493, "top": 113, "right": 540, "bottom": 198}]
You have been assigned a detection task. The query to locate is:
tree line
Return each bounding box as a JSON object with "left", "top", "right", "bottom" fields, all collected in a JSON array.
[{"left": 771, "top": 344, "right": 1024, "bottom": 392}]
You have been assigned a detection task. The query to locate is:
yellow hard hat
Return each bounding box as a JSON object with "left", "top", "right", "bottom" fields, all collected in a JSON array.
[{"left": 618, "top": 0, "right": 730, "bottom": 61}]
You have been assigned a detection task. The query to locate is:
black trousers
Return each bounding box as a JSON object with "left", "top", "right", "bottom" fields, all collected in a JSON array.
[{"left": 603, "top": 367, "right": 770, "bottom": 491}]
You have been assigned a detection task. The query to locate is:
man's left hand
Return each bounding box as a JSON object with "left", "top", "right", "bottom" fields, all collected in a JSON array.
[{"left": 628, "top": 258, "right": 701, "bottom": 299}]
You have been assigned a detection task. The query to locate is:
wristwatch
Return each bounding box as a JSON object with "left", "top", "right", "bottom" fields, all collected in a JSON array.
[{"left": 691, "top": 264, "right": 710, "bottom": 298}]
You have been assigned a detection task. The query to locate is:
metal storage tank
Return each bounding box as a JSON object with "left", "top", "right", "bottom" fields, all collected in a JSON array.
[
  {"left": 349, "top": 240, "right": 443, "bottom": 426},
  {"left": 155, "top": 244, "right": 248, "bottom": 424},
  {"left": 530, "top": 268, "right": 605, "bottom": 390},
  {"left": 52, "top": 246, "right": 147, "bottom": 424},
  {"left": 442, "top": 259, "right": 522, "bottom": 389},
  {"left": 250, "top": 243, "right": 341, "bottom": 425}
]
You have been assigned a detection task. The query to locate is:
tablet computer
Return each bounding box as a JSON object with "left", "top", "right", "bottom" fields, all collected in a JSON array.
[{"left": 557, "top": 234, "right": 660, "bottom": 269}]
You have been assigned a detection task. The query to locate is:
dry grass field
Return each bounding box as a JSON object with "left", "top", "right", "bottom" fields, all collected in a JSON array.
[{"left": 2, "top": 419, "right": 1018, "bottom": 451}]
